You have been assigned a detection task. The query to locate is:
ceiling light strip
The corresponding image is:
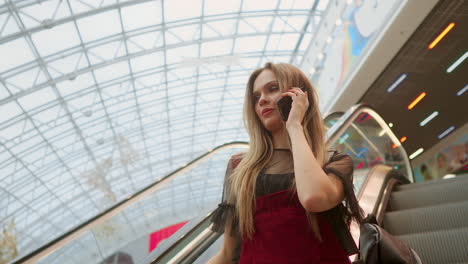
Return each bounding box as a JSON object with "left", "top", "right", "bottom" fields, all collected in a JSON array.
[
  {"left": 438, "top": 125, "right": 455, "bottom": 139},
  {"left": 456, "top": 84, "right": 467, "bottom": 96},
  {"left": 428, "top": 22, "right": 455, "bottom": 49},
  {"left": 447, "top": 51, "right": 468, "bottom": 73},
  {"left": 387, "top": 73, "right": 407, "bottom": 93},
  {"left": 407, "top": 92, "right": 426, "bottom": 110},
  {"left": 409, "top": 148, "right": 424, "bottom": 160},
  {"left": 419, "top": 111, "right": 439, "bottom": 127}
]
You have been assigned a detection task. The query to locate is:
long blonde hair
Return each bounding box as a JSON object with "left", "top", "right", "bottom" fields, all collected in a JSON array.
[{"left": 228, "top": 62, "right": 327, "bottom": 240}]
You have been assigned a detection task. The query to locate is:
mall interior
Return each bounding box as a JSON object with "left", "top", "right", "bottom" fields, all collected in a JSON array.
[{"left": 0, "top": 0, "right": 467, "bottom": 263}]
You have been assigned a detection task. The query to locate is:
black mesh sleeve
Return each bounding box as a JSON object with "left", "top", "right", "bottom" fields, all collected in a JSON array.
[
  {"left": 210, "top": 154, "right": 241, "bottom": 236},
  {"left": 322, "top": 150, "right": 364, "bottom": 226},
  {"left": 321, "top": 150, "right": 364, "bottom": 256}
]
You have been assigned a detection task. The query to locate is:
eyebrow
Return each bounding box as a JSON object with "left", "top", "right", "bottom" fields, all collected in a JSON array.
[{"left": 253, "top": 80, "right": 278, "bottom": 95}]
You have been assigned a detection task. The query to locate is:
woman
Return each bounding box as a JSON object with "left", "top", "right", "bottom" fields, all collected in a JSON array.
[{"left": 208, "top": 62, "right": 363, "bottom": 264}]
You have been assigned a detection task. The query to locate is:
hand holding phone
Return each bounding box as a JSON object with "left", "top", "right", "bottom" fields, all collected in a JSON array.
[{"left": 276, "top": 87, "right": 306, "bottom": 121}]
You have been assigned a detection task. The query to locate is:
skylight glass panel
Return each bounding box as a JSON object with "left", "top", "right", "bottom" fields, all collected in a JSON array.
[
  {"left": 47, "top": 52, "right": 90, "bottom": 79},
  {"left": 0, "top": 12, "right": 20, "bottom": 36},
  {"left": 5, "top": 66, "right": 44, "bottom": 91},
  {"left": 17, "top": 87, "right": 56, "bottom": 111},
  {"left": 56, "top": 72, "right": 95, "bottom": 97},
  {"left": 32, "top": 23, "right": 81, "bottom": 57},
  {"left": 66, "top": 90, "right": 98, "bottom": 111},
  {"left": 93, "top": 60, "right": 130, "bottom": 83},
  {"left": 0, "top": 102, "right": 23, "bottom": 124},
  {"left": 87, "top": 40, "right": 126, "bottom": 65},
  {"left": 317, "top": 0, "right": 330, "bottom": 11},
  {"left": 201, "top": 39, "right": 232, "bottom": 57},
  {"left": 32, "top": 105, "right": 62, "bottom": 124},
  {"left": 242, "top": 0, "right": 279, "bottom": 11},
  {"left": 130, "top": 51, "right": 165, "bottom": 73},
  {"left": 239, "top": 17, "right": 274, "bottom": 34},
  {"left": 279, "top": 0, "right": 316, "bottom": 9},
  {"left": 164, "top": 0, "right": 202, "bottom": 22},
  {"left": 202, "top": 19, "right": 237, "bottom": 38},
  {"left": 0, "top": 38, "right": 34, "bottom": 73},
  {"left": 77, "top": 10, "right": 122, "bottom": 43},
  {"left": 166, "top": 44, "right": 199, "bottom": 65},
  {"left": 19, "top": 0, "right": 71, "bottom": 28},
  {"left": 234, "top": 36, "right": 267, "bottom": 53},
  {"left": 121, "top": 1, "right": 162, "bottom": 31},
  {"left": 68, "top": 1, "right": 97, "bottom": 16},
  {"left": 266, "top": 33, "right": 300, "bottom": 51},
  {"left": 127, "top": 32, "right": 164, "bottom": 53},
  {"left": 203, "top": 0, "right": 240, "bottom": 16},
  {"left": 168, "top": 24, "right": 200, "bottom": 44}
]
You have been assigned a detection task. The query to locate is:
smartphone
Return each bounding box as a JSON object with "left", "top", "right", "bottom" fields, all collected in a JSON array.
[{"left": 276, "top": 87, "right": 306, "bottom": 121}]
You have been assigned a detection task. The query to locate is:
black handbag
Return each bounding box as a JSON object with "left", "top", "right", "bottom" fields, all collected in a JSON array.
[{"left": 352, "top": 215, "right": 423, "bottom": 264}]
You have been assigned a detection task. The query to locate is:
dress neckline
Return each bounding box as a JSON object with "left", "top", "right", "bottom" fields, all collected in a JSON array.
[{"left": 273, "top": 148, "right": 291, "bottom": 151}]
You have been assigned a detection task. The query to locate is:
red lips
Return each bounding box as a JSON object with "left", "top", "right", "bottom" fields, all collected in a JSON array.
[{"left": 262, "top": 108, "right": 274, "bottom": 116}]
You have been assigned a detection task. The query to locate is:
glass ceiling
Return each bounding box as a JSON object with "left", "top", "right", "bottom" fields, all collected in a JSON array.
[{"left": 0, "top": 0, "right": 330, "bottom": 261}]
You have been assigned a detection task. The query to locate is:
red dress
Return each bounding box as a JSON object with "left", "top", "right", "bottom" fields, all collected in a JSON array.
[
  {"left": 239, "top": 190, "right": 350, "bottom": 264},
  {"left": 211, "top": 150, "right": 359, "bottom": 264}
]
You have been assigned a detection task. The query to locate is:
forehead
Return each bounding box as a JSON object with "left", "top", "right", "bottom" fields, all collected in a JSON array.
[{"left": 253, "top": 69, "right": 277, "bottom": 93}]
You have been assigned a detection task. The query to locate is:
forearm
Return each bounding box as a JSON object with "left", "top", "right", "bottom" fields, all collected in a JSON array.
[
  {"left": 207, "top": 252, "right": 231, "bottom": 264},
  {"left": 287, "top": 123, "right": 340, "bottom": 212}
]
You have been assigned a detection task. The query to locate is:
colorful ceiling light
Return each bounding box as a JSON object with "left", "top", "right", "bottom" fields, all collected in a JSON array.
[
  {"left": 428, "top": 22, "right": 455, "bottom": 49},
  {"left": 447, "top": 51, "right": 467, "bottom": 73},
  {"left": 456, "top": 84, "right": 467, "bottom": 96},
  {"left": 400, "top": 136, "right": 407, "bottom": 143},
  {"left": 409, "top": 148, "right": 424, "bottom": 160},
  {"left": 438, "top": 125, "right": 455, "bottom": 139},
  {"left": 387, "top": 74, "right": 407, "bottom": 93},
  {"left": 408, "top": 92, "right": 426, "bottom": 110},
  {"left": 420, "top": 111, "right": 439, "bottom": 127},
  {"left": 339, "top": 133, "right": 350, "bottom": 144}
]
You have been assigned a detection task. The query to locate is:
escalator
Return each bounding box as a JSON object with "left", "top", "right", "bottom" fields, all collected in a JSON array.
[{"left": 382, "top": 174, "right": 468, "bottom": 263}]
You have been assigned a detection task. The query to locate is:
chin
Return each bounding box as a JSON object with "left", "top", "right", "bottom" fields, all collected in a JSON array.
[{"left": 262, "top": 117, "right": 283, "bottom": 132}]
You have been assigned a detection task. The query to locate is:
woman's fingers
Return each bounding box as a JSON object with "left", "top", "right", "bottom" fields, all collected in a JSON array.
[{"left": 282, "top": 91, "right": 297, "bottom": 97}]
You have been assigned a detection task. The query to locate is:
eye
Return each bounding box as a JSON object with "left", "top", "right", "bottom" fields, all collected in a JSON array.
[{"left": 270, "top": 86, "right": 278, "bottom": 91}]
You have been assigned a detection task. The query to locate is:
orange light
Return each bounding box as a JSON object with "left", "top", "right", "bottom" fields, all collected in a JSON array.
[
  {"left": 408, "top": 92, "right": 426, "bottom": 110},
  {"left": 400, "top": 136, "right": 407, "bottom": 143},
  {"left": 392, "top": 144, "right": 398, "bottom": 149},
  {"left": 428, "top": 22, "right": 455, "bottom": 49}
]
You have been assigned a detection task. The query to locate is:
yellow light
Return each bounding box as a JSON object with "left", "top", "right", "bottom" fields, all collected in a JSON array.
[
  {"left": 400, "top": 136, "right": 407, "bottom": 143},
  {"left": 428, "top": 22, "right": 455, "bottom": 49},
  {"left": 408, "top": 92, "right": 426, "bottom": 110}
]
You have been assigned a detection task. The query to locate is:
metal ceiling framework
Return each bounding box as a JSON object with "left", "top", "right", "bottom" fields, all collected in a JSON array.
[{"left": 0, "top": 0, "right": 330, "bottom": 262}]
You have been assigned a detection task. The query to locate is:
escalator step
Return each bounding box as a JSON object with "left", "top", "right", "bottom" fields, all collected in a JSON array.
[
  {"left": 383, "top": 200, "right": 468, "bottom": 235},
  {"left": 394, "top": 175, "right": 468, "bottom": 192},
  {"left": 388, "top": 180, "right": 468, "bottom": 211},
  {"left": 397, "top": 227, "right": 468, "bottom": 264}
]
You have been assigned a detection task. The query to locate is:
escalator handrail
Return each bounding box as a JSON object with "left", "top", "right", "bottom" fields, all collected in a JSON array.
[
  {"left": 152, "top": 103, "right": 415, "bottom": 263},
  {"left": 325, "top": 103, "right": 414, "bottom": 182},
  {"left": 13, "top": 141, "right": 249, "bottom": 264}
]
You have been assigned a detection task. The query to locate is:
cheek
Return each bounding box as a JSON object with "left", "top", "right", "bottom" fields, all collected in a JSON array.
[{"left": 255, "top": 104, "right": 261, "bottom": 116}]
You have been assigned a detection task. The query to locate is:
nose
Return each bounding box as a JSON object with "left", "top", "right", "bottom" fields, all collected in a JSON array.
[{"left": 258, "top": 95, "right": 268, "bottom": 106}]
